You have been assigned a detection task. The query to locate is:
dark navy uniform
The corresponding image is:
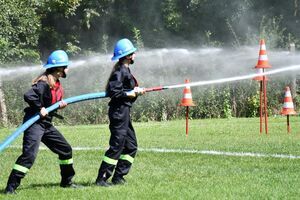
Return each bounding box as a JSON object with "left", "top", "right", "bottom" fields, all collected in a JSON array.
[
  {"left": 5, "top": 80, "right": 75, "bottom": 192},
  {"left": 96, "top": 64, "right": 138, "bottom": 184}
]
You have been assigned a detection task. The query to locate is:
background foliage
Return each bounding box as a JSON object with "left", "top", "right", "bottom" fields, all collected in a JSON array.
[
  {"left": 1, "top": 0, "right": 300, "bottom": 125},
  {"left": 2, "top": 0, "right": 300, "bottom": 62}
]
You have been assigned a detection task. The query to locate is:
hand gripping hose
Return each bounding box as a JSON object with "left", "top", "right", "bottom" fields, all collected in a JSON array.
[{"left": 0, "top": 88, "right": 168, "bottom": 153}]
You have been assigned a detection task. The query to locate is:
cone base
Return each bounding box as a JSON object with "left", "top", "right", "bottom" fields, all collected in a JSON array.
[
  {"left": 281, "top": 109, "right": 297, "bottom": 115},
  {"left": 179, "top": 103, "right": 195, "bottom": 107},
  {"left": 255, "top": 64, "right": 271, "bottom": 69},
  {"left": 252, "top": 76, "right": 269, "bottom": 81}
]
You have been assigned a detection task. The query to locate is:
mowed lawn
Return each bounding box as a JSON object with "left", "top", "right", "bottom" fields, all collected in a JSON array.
[{"left": 1, "top": 117, "right": 300, "bottom": 199}]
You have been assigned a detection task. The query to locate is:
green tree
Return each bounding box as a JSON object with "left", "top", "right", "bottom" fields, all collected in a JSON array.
[
  {"left": 0, "top": 0, "right": 40, "bottom": 64},
  {"left": 36, "top": 0, "right": 82, "bottom": 56},
  {"left": 162, "top": 0, "right": 182, "bottom": 33},
  {"left": 132, "top": 27, "right": 144, "bottom": 49}
]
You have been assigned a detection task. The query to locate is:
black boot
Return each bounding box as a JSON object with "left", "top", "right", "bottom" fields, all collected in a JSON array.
[
  {"left": 60, "top": 164, "right": 75, "bottom": 188},
  {"left": 60, "top": 181, "right": 82, "bottom": 188},
  {"left": 5, "top": 170, "right": 22, "bottom": 194},
  {"left": 95, "top": 172, "right": 112, "bottom": 187},
  {"left": 4, "top": 185, "right": 16, "bottom": 194},
  {"left": 95, "top": 179, "right": 112, "bottom": 187},
  {"left": 95, "top": 163, "right": 114, "bottom": 187},
  {"left": 112, "top": 176, "right": 126, "bottom": 185},
  {"left": 113, "top": 159, "right": 132, "bottom": 184}
]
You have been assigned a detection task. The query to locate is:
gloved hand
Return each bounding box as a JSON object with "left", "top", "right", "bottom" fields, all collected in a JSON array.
[
  {"left": 134, "top": 87, "right": 146, "bottom": 96},
  {"left": 59, "top": 100, "right": 68, "bottom": 109},
  {"left": 126, "top": 90, "right": 136, "bottom": 98},
  {"left": 126, "top": 87, "right": 146, "bottom": 98},
  {"left": 40, "top": 107, "right": 48, "bottom": 117}
]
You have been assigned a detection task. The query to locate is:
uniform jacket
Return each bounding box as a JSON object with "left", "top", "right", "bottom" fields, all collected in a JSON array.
[
  {"left": 106, "top": 64, "right": 138, "bottom": 107},
  {"left": 23, "top": 80, "right": 63, "bottom": 122}
]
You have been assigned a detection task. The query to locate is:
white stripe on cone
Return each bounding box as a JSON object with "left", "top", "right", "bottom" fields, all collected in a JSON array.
[
  {"left": 258, "top": 55, "right": 268, "bottom": 60},
  {"left": 184, "top": 93, "right": 192, "bottom": 98},
  {"left": 285, "top": 91, "right": 292, "bottom": 97},
  {"left": 283, "top": 102, "right": 294, "bottom": 108}
]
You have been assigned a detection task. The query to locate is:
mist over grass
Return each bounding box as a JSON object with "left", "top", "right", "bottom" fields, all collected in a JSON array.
[
  {"left": 2, "top": 46, "right": 299, "bottom": 88},
  {"left": 1, "top": 46, "right": 300, "bottom": 125}
]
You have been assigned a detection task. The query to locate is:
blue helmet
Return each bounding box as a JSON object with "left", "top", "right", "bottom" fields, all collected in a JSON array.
[
  {"left": 44, "top": 50, "right": 69, "bottom": 69},
  {"left": 111, "top": 38, "right": 137, "bottom": 61}
]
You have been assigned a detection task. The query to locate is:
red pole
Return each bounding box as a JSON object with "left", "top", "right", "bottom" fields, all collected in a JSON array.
[
  {"left": 186, "top": 106, "right": 189, "bottom": 137},
  {"left": 287, "top": 115, "right": 290, "bottom": 133},
  {"left": 145, "top": 86, "right": 165, "bottom": 92},
  {"left": 263, "top": 75, "right": 268, "bottom": 134},
  {"left": 259, "top": 81, "right": 263, "bottom": 134}
]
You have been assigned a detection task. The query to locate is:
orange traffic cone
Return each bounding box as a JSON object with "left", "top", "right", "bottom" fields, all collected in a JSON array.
[
  {"left": 253, "top": 68, "right": 269, "bottom": 81},
  {"left": 281, "top": 87, "right": 297, "bottom": 115},
  {"left": 281, "top": 86, "right": 296, "bottom": 133},
  {"left": 179, "top": 79, "right": 195, "bottom": 137},
  {"left": 255, "top": 39, "right": 272, "bottom": 69},
  {"left": 253, "top": 39, "right": 271, "bottom": 134},
  {"left": 179, "top": 79, "right": 195, "bottom": 107}
]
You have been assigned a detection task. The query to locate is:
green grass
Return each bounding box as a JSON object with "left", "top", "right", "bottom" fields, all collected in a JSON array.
[{"left": 1, "top": 117, "right": 300, "bottom": 199}]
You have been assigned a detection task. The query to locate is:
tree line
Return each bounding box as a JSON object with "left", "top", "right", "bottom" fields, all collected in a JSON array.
[{"left": 1, "top": 0, "right": 300, "bottom": 64}]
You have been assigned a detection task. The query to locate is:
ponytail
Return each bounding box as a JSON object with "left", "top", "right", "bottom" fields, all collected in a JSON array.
[
  {"left": 32, "top": 69, "right": 57, "bottom": 88},
  {"left": 105, "top": 58, "right": 125, "bottom": 91}
]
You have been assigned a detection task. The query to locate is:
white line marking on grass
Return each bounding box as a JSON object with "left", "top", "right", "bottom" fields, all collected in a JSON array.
[
  {"left": 140, "top": 148, "right": 300, "bottom": 159},
  {"left": 8, "top": 146, "right": 300, "bottom": 159}
]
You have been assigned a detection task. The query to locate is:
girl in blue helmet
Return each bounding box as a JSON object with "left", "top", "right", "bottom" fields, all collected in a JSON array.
[
  {"left": 96, "top": 38, "right": 145, "bottom": 186},
  {"left": 4, "top": 50, "right": 77, "bottom": 194}
]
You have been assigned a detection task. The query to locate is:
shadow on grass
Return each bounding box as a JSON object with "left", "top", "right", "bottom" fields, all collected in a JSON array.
[
  {"left": 0, "top": 189, "right": 8, "bottom": 195},
  {"left": 21, "top": 181, "right": 94, "bottom": 190}
]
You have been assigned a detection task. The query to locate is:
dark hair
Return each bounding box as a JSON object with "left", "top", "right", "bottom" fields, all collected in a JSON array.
[
  {"left": 32, "top": 67, "right": 66, "bottom": 88},
  {"left": 105, "top": 61, "right": 122, "bottom": 91},
  {"left": 46, "top": 66, "right": 67, "bottom": 73},
  {"left": 105, "top": 55, "right": 131, "bottom": 91}
]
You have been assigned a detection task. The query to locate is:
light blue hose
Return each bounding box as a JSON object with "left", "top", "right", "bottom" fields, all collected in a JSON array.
[{"left": 0, "top": 92, "right": 107, "bottom": 153}]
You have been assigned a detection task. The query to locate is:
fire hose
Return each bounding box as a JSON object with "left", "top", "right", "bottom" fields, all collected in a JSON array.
[
  {"left": 0, "top": 88, "right": 167, "bottom": 153},
  {"left": 0, "top": 92, "right": 107, "bottom": 152}
]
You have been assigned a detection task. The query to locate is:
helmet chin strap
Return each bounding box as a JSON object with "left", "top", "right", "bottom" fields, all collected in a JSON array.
[
  {"left": 122, "top": 56, "right": 134, "bottom": 65},
  {"left": 61, "top": 67, "right": 68, "bottom": 78},
  {"left": 52, "top": 68, "right": 67, "bottom": 78},
  {"left": 62, "top": 72, "right": 67, "bottom": 78},
  {"left": 126, "top": 55, "right": 134, "bottom": 64}
]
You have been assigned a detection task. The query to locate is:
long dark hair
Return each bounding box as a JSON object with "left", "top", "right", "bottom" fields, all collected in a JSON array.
[
  {"left": 32, "top": 67, "right": 63, "bottom": 88},
  {"left": 105, "top": 57, "right": 126, "bottom": 91}
]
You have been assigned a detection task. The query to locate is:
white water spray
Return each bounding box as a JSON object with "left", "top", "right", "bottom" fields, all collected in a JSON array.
[
  {"left": 0, "top": 60, "right": 89, "bottom": 79},
  {"left": 166, "top": 65, "right": 300, "bottom": 89},
  {"left": 1, "top": 47, "right": 299, "bottom": 89}
]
